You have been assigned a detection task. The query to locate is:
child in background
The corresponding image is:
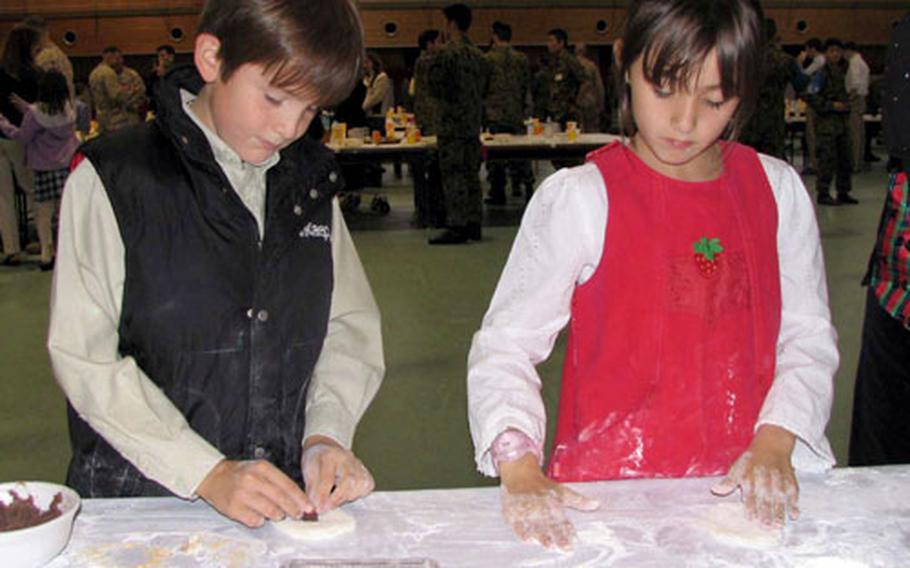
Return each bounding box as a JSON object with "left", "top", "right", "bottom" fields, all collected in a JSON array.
[
  {"left": 468, "top": 0, "right": 837, "bottom": 550},
  {"left": 0, "top": 70, "right": 78, "bottom": 270},
  {"left": 48, "top": 0, "right": 384, "bottom": 529}
]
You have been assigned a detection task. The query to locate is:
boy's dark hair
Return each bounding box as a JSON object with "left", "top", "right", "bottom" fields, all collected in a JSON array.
[
  {"left": 197, "top": 0, "right": 364, "bottom": 107},
  {"left": 824, "top": 37, "right": 844, "bottom": 51},
  {"left": 22, "top": 15, "right": 49, "bottom": 33},
  {"left": 366, "top": 52, "right": 383, "bottom": 73},
  {"left": 157, "top": 44, "right": 176, "bottom": 56},
  {"left": 492, "top": 21, "right": 512, "bottom": 43},
  {"left": 418, "top": 29, "right": 440, "bottom": 52},
  {"left": 102, "top": 45, "right": 121, "bottom": 55},
  {"left": 443, "top": 4, "right": 472, "bottom": 32},
  {"left": 844, "top": 41, "right": 857, "bottom": 51},
  {"left": 548, "top": 28, "right": 569, "bottom": 46},
  {"left": 614, "top": 0, "right": 764, "bottom": 139},
  {"left": 37, "top": 69, "right": 69, "bottom": 116},
  {"left": 805, "top": 37, "right": 823, "bottom": 51},
  {"left": 763, "top": 17, "right": 777, "bottom": 43},
  {"left": 1, "top": 25, "right": 40, "bottom": 78}
]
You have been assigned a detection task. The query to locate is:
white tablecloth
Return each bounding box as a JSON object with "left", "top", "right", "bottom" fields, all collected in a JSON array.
[{"left": 48, "top": 466, "right": 910, "bottom": 567}]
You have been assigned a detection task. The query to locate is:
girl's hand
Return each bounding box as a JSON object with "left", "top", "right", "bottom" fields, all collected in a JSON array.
[
  {"left": 499, "top": 454, "right": 600, "bottom": 550},
  {"left": 711, "top": 425, "right": 799, "bottom": 527}
]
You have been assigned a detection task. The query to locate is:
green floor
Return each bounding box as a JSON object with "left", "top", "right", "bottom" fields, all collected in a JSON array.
[{"left": 0, "top": 160, "right": 886, "bottom": 491}]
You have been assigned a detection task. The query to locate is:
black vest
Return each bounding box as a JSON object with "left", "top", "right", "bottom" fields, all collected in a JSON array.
[{"left": 66, "top": 66, "right": 342, "bottom": 497}]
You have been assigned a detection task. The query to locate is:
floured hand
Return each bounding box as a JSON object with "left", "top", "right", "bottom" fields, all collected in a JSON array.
[
  {"left": 499, "top": 454, "right": 600, "bottom": 550},
  {"left": 301, "top": 436, "right": 374, "bottom": 514},
  {"left": 711, "top": 424, "right": 799, "bottom": 527}
]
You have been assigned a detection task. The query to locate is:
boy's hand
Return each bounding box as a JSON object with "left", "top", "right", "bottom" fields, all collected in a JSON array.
[
  {"left": 499, "top": 454, "right": 600, "bottom": 551},
  {"left": 711, "top": 425, "right": 799, "bottom": 528},
  {"left": 196, "top": 459, "right": 311, "bottom": 528},
  {"left": 301, "top": 436, "right": 375, "bottom": 513}
]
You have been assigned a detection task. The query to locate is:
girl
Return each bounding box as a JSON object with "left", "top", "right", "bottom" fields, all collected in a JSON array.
[
  {"left": 0, "top": 70, "right": 79, "bottom": 270},
  {"left": 467, "top": 0, "right": 837, "bottom": 550}
]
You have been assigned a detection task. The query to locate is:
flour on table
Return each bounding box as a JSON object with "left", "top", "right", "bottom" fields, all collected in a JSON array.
[
  {"left": 699, "top": 503, "right": 781, "bottom": 547},
  {"left": 272, "top": 509, "right": 356, "bottom": 541}
]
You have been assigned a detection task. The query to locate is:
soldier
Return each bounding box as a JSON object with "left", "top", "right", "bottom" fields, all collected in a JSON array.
[
  {"left": 412, "top": 30, "right": 441, "bottom": 136},
  {"left": 411, "top": 29, "right": 445, "bottom": 227},
  {"left": 740, "top": 18, "right": 806, "bottom": 159},
  {"left": 797, "top": 38, "right": 826, "bottom": 174},
  {"left": 543, "top": 28, "right": 585, "bottom": 126},
  {"left": 89, "top": 46, "right": 146, "bottom": 134},
  {"left": 574, "top": 42, "right": 606, "bottom": 134},
  {"left": 805, "top": 38, "right": 855, "bottom": 206},
  {"left": 483, "top": 21, "right": 533, "bottom": 205},
  {"left": 426, "top": 4, "right": 489, "bottom": 244}
]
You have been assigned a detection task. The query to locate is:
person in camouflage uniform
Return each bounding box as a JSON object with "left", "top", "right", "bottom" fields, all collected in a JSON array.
[
  {"left": 805, "top": 38, "right": 855, "bottom": 206},
  {"left": 740, "top": 18, "right": 806, "bottom": 159},
  {"left": 544, "top": 29, "right": 586, "bottom": 126},
  {"left": 413, "top": 30, "right": 441, "bottom": 136},
  {"left": 427, "top": 4, "right": 489, "bottom": 244},
  {"left": 531, "top": 57, "right": 551, "bottom": 121},
  {"left": 411, "top": 29, "right": 445, "bottom": 227},
  {"left": 574, "top": 42, "right": 606, "bottom": 134},
  {"left": 483, "top": 21, "right": 533, "bottom": 204}
]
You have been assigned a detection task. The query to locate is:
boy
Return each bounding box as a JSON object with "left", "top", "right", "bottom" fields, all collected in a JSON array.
[{"left": 48, "top": 0, "right": 384, "bottom": 529}]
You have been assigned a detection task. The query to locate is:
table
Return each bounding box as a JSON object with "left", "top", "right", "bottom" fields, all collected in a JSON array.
[
  {"left": 785, "top": 113, "right": 882, "bottom": 167},
  {"left": 481, "top": 133, "right": 619, "bottom": 161},
  {"left": 328, "top": 134, "right": 619, "bottom": 224},
  {"left": 48, "top": 466, "right": 910, "bottom": 567}
]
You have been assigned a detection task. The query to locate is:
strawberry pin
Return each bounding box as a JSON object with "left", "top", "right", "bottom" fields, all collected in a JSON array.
[{"left": 693, "top": 236, "right": 724, "bottom": 277}]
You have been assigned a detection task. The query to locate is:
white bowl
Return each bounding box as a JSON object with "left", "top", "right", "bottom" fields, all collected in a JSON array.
[{"left": 0, "top": 481, "right": 81, "bottom": 568}]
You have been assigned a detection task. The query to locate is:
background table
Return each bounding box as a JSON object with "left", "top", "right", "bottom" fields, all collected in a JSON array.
[{"left": 48, "top": 465, "right": 910, "bottom": 567}]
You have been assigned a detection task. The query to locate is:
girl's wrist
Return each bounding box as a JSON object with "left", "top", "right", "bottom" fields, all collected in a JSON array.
[{"left": 490, "top": 429, "right": 542, "bottom": 475}]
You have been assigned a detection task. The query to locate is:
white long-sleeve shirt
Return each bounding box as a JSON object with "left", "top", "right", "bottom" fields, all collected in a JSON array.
[
  {"left": 846, "top": 53, "right": 871, "bottom": 97},
  {"left": 362, "top": 71, "right": 394, "bottom": 115},
  {"left": 48, "top": 94, "right": 384, "bottom": 499},
  {"left": 468, "top": 153, "right": 838, "bottom": 477},
  {"left": 802, "top": 54, "right": 826, "bottom": 76}
]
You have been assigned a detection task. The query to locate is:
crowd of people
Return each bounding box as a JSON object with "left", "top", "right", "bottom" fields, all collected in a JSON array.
[
  {"left": 0, "top": 16, "right": 177, "bottom": 269},
  {"left": 0, "top": 0, "right": 908, "bottom": 555}
]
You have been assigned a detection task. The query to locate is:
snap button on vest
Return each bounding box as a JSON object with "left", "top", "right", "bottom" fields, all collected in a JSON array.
[
  {"left": 309, "top": 189, "right": 318, "bottom": 199},
  {"left": 293, "top": 204, "right": 303, "bottom": 216},
  {"left": 253, "top": 446, "right": 266, "bottom": 458},
  {"left": 257, "top": 309, "right": 269, "bottom": 322},
  {"left": 246, "top": 308, "right": 254, "bottom": 319},
  {"left": 328, "top": 171, "right": 338, "bottom": 183}
]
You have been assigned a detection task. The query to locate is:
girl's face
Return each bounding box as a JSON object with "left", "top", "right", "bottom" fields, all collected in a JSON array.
[{"left": 628, "top": 49, "right": 740, "bottom": 182}]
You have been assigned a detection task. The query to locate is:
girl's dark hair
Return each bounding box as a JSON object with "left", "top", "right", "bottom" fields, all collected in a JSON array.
[
  {"left": 38, "top": 70, "right": 69, "bottom": 115},
  {"left": 1, "top": 25, "right": 40, "bottom": 79},
  {"left": 197, "top": 0, "right": 364, "bottom": 107},
  {"left": 615, "top": 0, "right": 764, "bottom": 139}
]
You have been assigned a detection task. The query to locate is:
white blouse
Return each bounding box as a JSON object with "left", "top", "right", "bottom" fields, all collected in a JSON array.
[{"left": 468, "top": 153, "right": 838, "bottom": 478}]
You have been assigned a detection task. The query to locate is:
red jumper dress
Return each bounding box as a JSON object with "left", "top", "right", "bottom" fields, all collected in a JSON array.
[{"left": 547, "top": 142, "right": 782, "bottom": 481}]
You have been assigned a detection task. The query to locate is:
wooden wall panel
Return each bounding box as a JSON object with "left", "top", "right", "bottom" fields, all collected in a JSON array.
[{"left": 0, "top": 6, "right": 906, "bottom": 57}]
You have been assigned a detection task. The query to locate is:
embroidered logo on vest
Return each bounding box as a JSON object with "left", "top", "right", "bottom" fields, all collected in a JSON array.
[
  {"left": 300, "top": 222, "right": 331, "bottom": 241},
  {"left": 693, "top": 236, "right": 724, "bottom": 277}
]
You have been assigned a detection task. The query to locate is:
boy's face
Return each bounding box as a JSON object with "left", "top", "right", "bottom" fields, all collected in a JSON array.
[
  {"left": 547, "top": 35, "right": 562, "bottom": 54},
  {"left": 202, "top": 62, "right": 319, "bottom": 165},
  {"left": 825, "top": 45, "right": 843, "bottom": 64}
]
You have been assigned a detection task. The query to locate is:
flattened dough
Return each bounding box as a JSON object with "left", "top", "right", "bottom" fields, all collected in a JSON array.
[
  {"left": 700, "top": 503, "right": 782, "bottom": 547},
  {"left": 272, "top": 509, "right": 356, "bottom": 541}
]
